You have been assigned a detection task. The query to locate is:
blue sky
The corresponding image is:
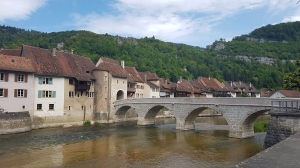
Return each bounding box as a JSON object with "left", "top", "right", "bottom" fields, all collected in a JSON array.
[{"left": 1, "top": 0, "right": 300, "bottom": 47}]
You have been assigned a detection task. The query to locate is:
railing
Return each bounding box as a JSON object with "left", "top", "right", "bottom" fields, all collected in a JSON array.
[
  {"left": 271, "top": 100, "right": 300, "bottom": 112},
  {"left": 127, "top": 87, "right": 136, "bottom": 92},
  {"left": 75, "top": 84, "right": 90, "bottom": 90}
]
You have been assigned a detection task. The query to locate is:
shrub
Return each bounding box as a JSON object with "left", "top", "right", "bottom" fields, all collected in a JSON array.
[
  {"left": 83, "top": 120, "right": 91, "bottom": 126},
  {"left": 254, "top": 120, "right": 270, "bottom": 132},
  {"left": 93, "top": 122, "right": 100, "bottom": 126}
]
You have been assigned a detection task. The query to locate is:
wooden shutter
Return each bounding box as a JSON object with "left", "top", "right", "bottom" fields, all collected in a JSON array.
[
  {"left": 52, "top": 91, "right": 56, "bottom": 98},
  {"left": 14, "top": 89, "right": 17, "bottom": 97},
  {"left": 38, "top": 90, "right": 42, "bottom": 98},
  {"left": 24, "top": 89, "right": 27, "bottom": 98},
  {"left": 49, "top": 78, "right": 53, "bottom": 84},
  {"left": 4, "top": 73, "right": 8, "bottom": 82},
  {"left": 4, "top": 89, "right": 8, "bottom": 97},
  {"left": 24, "top": 74, "right": 28, "bottom": 83},
  {"left": 15, "top": 74, "right": 18, "bottom": 82},
  {"left": 38, "top": 77, "right": 43, "bottom": 84}
]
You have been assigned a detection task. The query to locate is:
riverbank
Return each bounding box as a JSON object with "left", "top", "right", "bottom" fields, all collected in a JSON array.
[{"left": 236, "top": 132, "right": 300, "bottom": 168}]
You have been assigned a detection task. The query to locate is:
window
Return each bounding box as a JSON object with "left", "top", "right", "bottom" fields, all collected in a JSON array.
[
  {"left": 77, "top": 92, "right": 80, "bottom": 97},
  {"left": 38, "top": 90, "right": 56, "bottom": 98},
  {"left": 91, "top": 81, "right": 94, "bottom": 86},
  {"left": 123, "top": 81, "right": 124, "bottom": 84},
  {"left": 49, "top": 104, "right": 54, "bottom": 110},
  {"left": 18, "top": 74, "right": 24, "bottom": 82},
  {"left": 69, "top": 91, "right": 74, "bottom": 97},
  {"left": 152, "top": 88, "right": 155, "bottom": 92},
  {"left": 37, "top": 104, "right": 42, "bottom": 110},
  {"left": 15, "top": 89, "right": 27, "bottom": 98},
  {"left": 117, "top": 80, "right": 118, "bottom": 84},
  {"left": 0, "top": 73, "right": 4, "bottom": 81},
  {"left": 105, "top": 87, "right": 107, "bottom": 90},
  {"left": 105, "top": 76, "right": 107, "bottom": 81},
  {"left": 0, "top": 89, "right": 7, "bottom": 97},
  {"left": 22, "top": 106, "right": 25, "bottom": 109},
  {"left": 68, "top": 106, "right": 71, "bottom": 110},
  {"left": 38, "top": 77, "right": 53, "bottom": 84},
  {"left": 69, "top": 79, "right": 74, "bottom": 85},
  {"left": 43, "top": 77, "right": 52, "bottom": 84},
  {"left": 87, "top": 92, "right": 94, "bottom": 98}
]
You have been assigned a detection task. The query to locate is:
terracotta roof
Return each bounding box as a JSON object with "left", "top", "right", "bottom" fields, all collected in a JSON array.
[
  {"left": 125, "top": 66, "right": 144, "bottom": 83},
  {"left": 159, "top": 78, "right": 177, "bottom": 90},
  {"left": 223, "top": 81, "right": 259, "bottom": 93},
  {"left": 260, "top": 89, "right": 274, "bottom": 97},
  {"left": 20, "top": 45, "right": 95, "bottom": 81},
  {"left": 139, "top": 71, "right": 160, "bottom": 81},
  {"left": 276, "top": 90, "right": 300, "bottom": 98},
  {"left": 94, "top": 57, "right": 128, "bottom": 78},
  {"left": 146, "top": 81, "right": 159, "bottom": 88},
  {"left": 0, "top": 49, "right": 21, "bottom": 56},
  {"left": 0, "top": 55, "right": 35, "bottom": 73},
  {"left": 176, "top": 79, "right": 194, "bottom": 93},
  {"left": 200, "top": 77, "right": 228, "bottom": 92}
]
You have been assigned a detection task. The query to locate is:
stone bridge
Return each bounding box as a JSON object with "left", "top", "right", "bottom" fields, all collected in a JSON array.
[{"left": 113, "top": 98, "right": 300, "bottom": 138}]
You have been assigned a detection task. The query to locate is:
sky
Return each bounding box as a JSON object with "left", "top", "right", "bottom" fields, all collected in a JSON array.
[{"left": 1, "top": 0, "right": 300, "bottom": 47}]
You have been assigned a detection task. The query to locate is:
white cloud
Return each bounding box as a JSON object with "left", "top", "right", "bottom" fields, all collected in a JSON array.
[
  {"left": 0, "top": 0, "right": 47, "bottom": 22},
  {"left": 71, "top": 0, "right": 300, "bottom": 46}
]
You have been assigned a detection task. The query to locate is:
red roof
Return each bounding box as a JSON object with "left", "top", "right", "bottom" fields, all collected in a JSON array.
[
  {"left": 277, "top": 90, "right": 300, "bottom": 98},
  {"left": 94, "top": 57, "right": 128, "bottom": 78},
  {"left": 200, "top": 77, "right": 228, "bottom": 92},
  {"left": 0, "top": 55, "right": 35, "bottom": 73},
  {"left": 0, "top": 49, "right": 21, "bottom": 56},
  {"left": 125, "top": 66, "right": 144, "bottom": 83},
  {"left": 139, "top": 71, "right": 160, "bottom": 81},
  {"left": 20, "top": 45, "right": 95, "bottom": 81}
]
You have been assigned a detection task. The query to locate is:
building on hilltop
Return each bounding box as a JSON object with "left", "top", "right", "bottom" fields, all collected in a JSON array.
[{"left": 93, "top": 57, "right": 128, "bottom": 122}]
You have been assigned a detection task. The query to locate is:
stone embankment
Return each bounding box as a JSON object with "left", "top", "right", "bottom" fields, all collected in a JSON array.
[{"left": 0, "top": 111, "right": 32, "bottom": 134}]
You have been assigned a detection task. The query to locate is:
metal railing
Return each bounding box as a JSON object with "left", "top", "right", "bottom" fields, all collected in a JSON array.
[{"left": 271, "top": 100, "right": 300, "bottom": 112}]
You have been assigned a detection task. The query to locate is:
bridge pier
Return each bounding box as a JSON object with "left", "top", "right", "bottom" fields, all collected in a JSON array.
[
  {"left": 176, "top": 119, "right": 195, "bottom": 130},
  {"left": 137, "top": 117, "right": 155, "bottom": 125},
  {"left": 228, "top": 124, "right": 254, "bottom": 138}
]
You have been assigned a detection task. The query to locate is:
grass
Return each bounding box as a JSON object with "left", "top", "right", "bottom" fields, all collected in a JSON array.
[
  {"left": 254, "top": 120, "right": 270, "bottom": 132},
  {"left": 83, "top": 120, "right": 91, "bottom": 126}
]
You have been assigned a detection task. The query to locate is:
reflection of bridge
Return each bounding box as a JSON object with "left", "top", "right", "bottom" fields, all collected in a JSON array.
[{"left": 114, "top": 98, "right": 300, "bottom": 138}]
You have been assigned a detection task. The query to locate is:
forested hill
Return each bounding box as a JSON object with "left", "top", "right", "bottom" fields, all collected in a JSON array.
[{"left": 0, "top": 23, "right": 300, "bottom": 90}]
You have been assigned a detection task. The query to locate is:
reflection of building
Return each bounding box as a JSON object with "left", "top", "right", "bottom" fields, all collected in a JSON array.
[{"left": 93, "top": 57, "right": 128, "bottom": 122}]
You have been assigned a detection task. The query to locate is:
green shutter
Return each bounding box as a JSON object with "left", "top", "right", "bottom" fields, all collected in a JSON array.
[
  {"left": 38, "top": 77, "right": 43, "bottom": 84},
  {"left": 38, "top": 90, "right": 42, "bottom": 98},
  {"left": 49, "top": 78, "right": 53, "bottom": 84},
  {"left": 52, "top": 91, "right": 56, "bottom": 98}
]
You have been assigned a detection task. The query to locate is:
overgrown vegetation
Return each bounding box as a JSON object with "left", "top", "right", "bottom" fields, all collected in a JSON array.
[
  {"left": 83, "top": 120, "right": 91, "bottom": 126},
  {"left": 2, "top": 22, "right": 300, "bottom": 89},
  {"left": 254, "top": 120, "right": 270, "bottom": 132}
]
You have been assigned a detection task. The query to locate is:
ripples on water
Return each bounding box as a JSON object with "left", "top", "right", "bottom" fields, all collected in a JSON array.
[{"left": 0, "top": 117, "right": 266, "bottom": 168}]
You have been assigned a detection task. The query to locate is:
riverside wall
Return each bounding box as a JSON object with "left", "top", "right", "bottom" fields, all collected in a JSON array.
[
  {"left": 264, "top": 111, "right": 300, "bottom": 148},
  {"left": 0, "top": 111, "right": 32, "bottom": 134}
]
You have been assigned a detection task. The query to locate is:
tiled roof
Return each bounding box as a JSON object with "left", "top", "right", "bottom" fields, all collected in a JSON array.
[
  {"left": 176, "top": 79, "right": 194, "bottom": 93},
  {"left": 260, "top": 89, "right": 275, "bottom": 97},
  {"left": 94, "top": 57, "right": 128, "bottom": 78},
  {"left": 277, "top": 90, "right": 300, "bottom": 98},
  {"left": 0, "top": 49, "right": 21, "bottom": 56},
  {"left": 125, "top": 66, "right": 144, "bottom": 83},
  {"left": 159, "top": 78, "right": 177, "bottom": 90},
  {"left": 223, "top": 81, "right": 259, "bottom": 93},
  {"left": 21, "top": 45, "right": 95, "bottom": 81},
  {"left": 139, "top": 71, "right": 160, "bottom": 81},
  {"left": 0, "top": 55, "right": 35, "bottom": 73},
  {"left": 146, "top": 81, "right": 159, "bottom": 88},
  {"left": 200, "top": 77, "right": 228, "bottom": 92}
]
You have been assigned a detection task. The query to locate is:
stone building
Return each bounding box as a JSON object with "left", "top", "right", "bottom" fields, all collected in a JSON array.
[
  {"left": 223, "top": 81, "right": 260, "bottom": 97},
  {"left": 93, "top": 57, "right": 128, "bottom": 122},
  {"left": 124, "top": 66, "right": 145, "bottom": 98}
]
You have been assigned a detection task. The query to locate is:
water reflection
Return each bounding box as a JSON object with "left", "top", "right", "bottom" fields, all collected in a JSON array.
[{"left": 0, "top": 117, "right": 267, "bottom": 168}]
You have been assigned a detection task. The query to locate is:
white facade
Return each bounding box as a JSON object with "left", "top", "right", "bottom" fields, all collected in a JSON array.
[
  {"left": 0, "top": 72, "right": 35, "bottom": 115},
  {"left": 34, "top": 76, "right": 65, "bottom": 117},
  {"left": 270, "top": 91, "right": 286, "bottom": 98},
  {"left": 150, "top": 87, "right": 160, "bottom": 98}
]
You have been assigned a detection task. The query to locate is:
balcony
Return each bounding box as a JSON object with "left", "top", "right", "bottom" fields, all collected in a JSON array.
[
  {"left": 75, "top": 83, "right": 90, "bottom": 90},
  {"left": 127, "top": 87, "right": 136, "bottom": 92}
]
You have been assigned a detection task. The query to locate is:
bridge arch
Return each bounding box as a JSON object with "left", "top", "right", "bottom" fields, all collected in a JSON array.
[
  {"left": 114, "top": 105, "right": 135, "bottom": 122},
  {"left": 116, "top": 90, "right": 124, "bottom": 100}
]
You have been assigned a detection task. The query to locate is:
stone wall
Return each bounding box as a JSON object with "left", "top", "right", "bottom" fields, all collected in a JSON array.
[
  {"left": 264, "top": 112, "right": 300, "bottom": 148},
  {"left": 0, "top": 111, "right": 32, "bottom": 134}
]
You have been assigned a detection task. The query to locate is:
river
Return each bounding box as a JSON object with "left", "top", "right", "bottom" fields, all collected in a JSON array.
[{"left": 0, "top": 116, "right": 268, "bottom": 168}]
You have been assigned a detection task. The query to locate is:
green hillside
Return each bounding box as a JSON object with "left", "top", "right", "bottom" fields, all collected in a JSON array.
[{"left": 0, "top": 23, "right": 299, "bottom": 90}]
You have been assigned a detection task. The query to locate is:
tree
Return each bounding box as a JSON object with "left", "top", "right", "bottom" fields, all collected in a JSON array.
[{"left": 283, "top": 60, "right": 300, "bottom": 90}]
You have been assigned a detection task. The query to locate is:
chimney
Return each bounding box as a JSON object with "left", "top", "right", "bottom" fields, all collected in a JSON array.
[
  {"left": 52, "top": 48, "right": 56, "bottom": 56},
  {"left": 239, "top": 81, "right": 241, "bottom": 85},
  {"left": 180, "top": 76, "right": 182, "bottom": 82},
  {"left": 198, "top": 76, "right": 202, "bottom": 83},
  {"left": 144, "top": 74, "right": 147, "bottom": 81},
  {"left": 165, "top": 79, "right": 167, "bottom": 84},
  {"left": 121, "top": 60, "right": 125, "bottom": 69},
  {"left": 249, "top": 83, "right": 252, "bottom": 87},
  {"left": 230, "top": 81, "right": 232, "bottom": 87},
  {"left": 71, "top": 49, "right": 74, "bottom": 54},
  {"left": 209, "top": 76, "right": 211, "bottom": 80}
]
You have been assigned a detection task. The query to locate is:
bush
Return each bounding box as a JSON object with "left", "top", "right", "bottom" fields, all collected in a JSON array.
[
  {"left": 254, "top": 120, "right": 270, "bottom": 132},
  {"left": 83, "top": 120, "right": 91, "bottom": 126}
]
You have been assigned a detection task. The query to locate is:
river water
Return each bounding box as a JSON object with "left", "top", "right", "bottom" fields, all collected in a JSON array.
[{"left": 0, "top": 116, "right": 267, "bottom": 168}]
